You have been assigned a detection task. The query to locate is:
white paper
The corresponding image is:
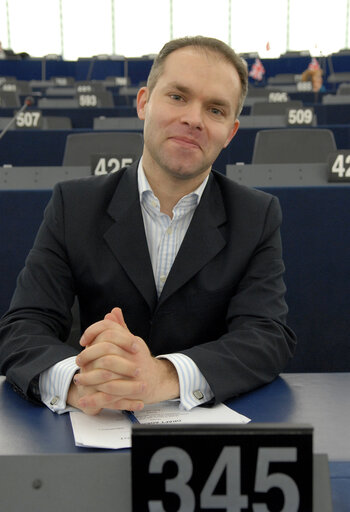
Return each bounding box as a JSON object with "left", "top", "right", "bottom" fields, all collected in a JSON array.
[
  {"left": 70, "top": 409, "right": 133, "bottom": 449},
  {"left": 70, "top": 402, "right": 250, "bottom": 450}
]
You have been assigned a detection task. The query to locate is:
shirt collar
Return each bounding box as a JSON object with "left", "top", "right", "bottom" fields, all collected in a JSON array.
[{"left": 137, "top": 157, "right": 209, "bottom": 207}]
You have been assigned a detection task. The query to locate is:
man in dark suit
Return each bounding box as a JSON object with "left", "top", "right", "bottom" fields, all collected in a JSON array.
[{"left": 0, "top": 36, "right": 296, "bottom": 415}]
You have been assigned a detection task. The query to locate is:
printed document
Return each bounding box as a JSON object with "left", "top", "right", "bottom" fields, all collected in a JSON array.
[{"left": 70, "top": 401, "right": 250, "bottom": 450}]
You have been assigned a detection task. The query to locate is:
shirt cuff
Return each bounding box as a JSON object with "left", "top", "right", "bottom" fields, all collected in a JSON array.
[
  {"left": 39, "top": 356, "right": 79, "bottom": 414},
  {"left": 157, "top": 353, "right": 214, "bottom": 410}
]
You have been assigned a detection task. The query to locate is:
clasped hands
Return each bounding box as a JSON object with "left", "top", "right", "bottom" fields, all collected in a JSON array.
[{"left": 68, "top": 308, "right": 179, "bottom": 415}]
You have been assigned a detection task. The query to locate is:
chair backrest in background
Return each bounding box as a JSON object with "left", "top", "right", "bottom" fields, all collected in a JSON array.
[
  {"left": 322, "top": 94, "right": 350, "bottom": 104},
  {"left": 93, "top": 117, "right": 144, "bottom": 130},
  {"left": 337, "top": 83, "right": 350, "bottom": 95},
  {"left": 62, "top": 131, "right": 143, "bottom": 166},
  {"left": 42, "top": 117, "right": 73, "bottom": 129},
  {"left": 252, "top": 128, "right": 337, "bottom": 163},
  {"left": 267, "top": 74, "right": 298, "bottom": 85},
  {"left": 38, "top": 98, "right": 79, "bottom": 108},
  {"left": 251, "top": 100, "right": 303, "bottom": 115},
  {"left": 0, "top": 91, "right": 20, "bottom": 108},
  {"left": 238, "top": 115, "right": 286, "bottom": 128}
]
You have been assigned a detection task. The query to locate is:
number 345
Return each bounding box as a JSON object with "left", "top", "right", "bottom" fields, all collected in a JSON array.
[{"left": 148, "top": 446, "right": 300, "bottom": 512}]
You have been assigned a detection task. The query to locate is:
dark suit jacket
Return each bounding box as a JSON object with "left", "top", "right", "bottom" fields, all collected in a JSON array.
[{"left": 0, "top": 162, "right": 296, "bottom": 403}]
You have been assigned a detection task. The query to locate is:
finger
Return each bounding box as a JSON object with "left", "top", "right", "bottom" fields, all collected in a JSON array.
[
  {"left": 74, "top": 369, "right": 118, "bottom": 387},
  {"left": 76, "top": 341, "right": 127, "bottom": 367},
  {"left": 89, "top": 397, "right": 144, "bottom": 413},
  {"left": 67, "top": 376, "right": 103, "bottom": 415},
  {"left": 80, "top": 324, "right": 140, "bottom": 355},
  {"left": 74, "top": 364, "right": 140, "bottom": 386},
  {"left": 112, "top": 399, "right": 144, "bottom": 412},
  {"left": 79, "top": 405, "right": 103, "bottom": 416},
  {"left": 105, "top": 307, "right": 129, "bottom": 330},
  {"left": 74, "top": 382, "right": 108, "bottom": 416},
  {"left": 80, "top": 318, "right": 117, "bottom": 347},
  {"left": 96, "top": 378, "right": 146, "bottom": 398},
  {"left": 78, "top": 384, "right": 145, "bottom": 410},
  {"left": 76, "top": 342, "right": 139, "bottom": 372}
]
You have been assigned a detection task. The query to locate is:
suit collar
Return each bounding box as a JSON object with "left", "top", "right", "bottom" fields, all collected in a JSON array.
[{"left": 104, "top": 162, "right": 158, "bottom": 312}]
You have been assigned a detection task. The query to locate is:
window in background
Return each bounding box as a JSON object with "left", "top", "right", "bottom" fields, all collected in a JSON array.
[
  {"left": 0, "top": 0, "right": 10, "bottom": 49},
  {"left": 62, "top": 0, "right": 112, "bottom": 60},
  {"left": 113, "top": 0, "right": 170, "bottom": 57},
  {"left": 288, "top": 0, "right": 348, "bottom": 56},
  {"left": 3, "top": 0, "right": 61, "bottom": 57},
  {"left": 172, "top": 0, "right": 230, "bottom": 45},
  {"left": 229, "top": 0, "right": 288, "bottom": 58},
  {"left": 0, "top": 0, "right": 349, "bottom": 60}
]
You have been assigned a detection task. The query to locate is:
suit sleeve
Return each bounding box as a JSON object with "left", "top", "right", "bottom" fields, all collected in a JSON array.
[
  {"left": 181, "top": 195, "right": 297, "bottom": 403},
  {"left": 0, "top": 184, "right": 79, "bottom": 401}
]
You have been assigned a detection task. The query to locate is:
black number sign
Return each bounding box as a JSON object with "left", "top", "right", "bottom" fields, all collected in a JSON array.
[
  {"left": 327, "top": 151, "right": 350, "bottom": 182},
  {"left": 90, "top": 154, "right": 134, "bottom": 175},
  {"left": 15, "top": 110, "right": 43, "bottom": 129},
  {"left": 132, "top": 423, "right": 313, "bottom": 511},
  {"left": 287, "top": 108, "right": 314, "bottom": 126}
]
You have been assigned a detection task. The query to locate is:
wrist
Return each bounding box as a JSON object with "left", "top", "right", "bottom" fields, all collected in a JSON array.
[
  {"left": 67, "top": 378, "right": 81, "bottom": 409},
  {"left": 153, "top": 358, "right": 180, "bottom": 402}
]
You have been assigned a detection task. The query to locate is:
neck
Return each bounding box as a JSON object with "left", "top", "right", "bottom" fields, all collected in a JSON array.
[{"left": 142, "top": 159, "right": 210, "bottom": 217}]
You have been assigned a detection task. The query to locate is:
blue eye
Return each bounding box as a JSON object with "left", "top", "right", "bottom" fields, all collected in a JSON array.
[
  {"left": 211, "top": 108, "right": 223, "bottom": 116},
  {"left": 170, "top": 94, "right": 183, "bottom": 101}
]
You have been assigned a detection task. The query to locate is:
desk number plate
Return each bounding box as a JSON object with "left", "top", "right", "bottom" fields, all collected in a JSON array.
[
  {"left": 15, "top": 110, "right": 42, "bottom": 129},
  {"left": 327, "top": 151, "right": 350, "bottom": 182},
  {"left": 286, "top": 108, "right": 314, "bottom": 126},
  {"left": 90, "top": 154, "right": 134, "bottom": 175},
  {"left": 132, "top": 423, "right": 313, "bottom": 511}
]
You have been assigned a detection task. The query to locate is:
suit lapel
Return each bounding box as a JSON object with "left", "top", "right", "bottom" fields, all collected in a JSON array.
[
  {"left": 103, "top": 164, "right": 158, "bottom": 312},
  {"left": 103, "top": 167, "right": 227, "bottom": 312},
  {"left": 158, "top": 173, "right": 227, "bottom": 307}
]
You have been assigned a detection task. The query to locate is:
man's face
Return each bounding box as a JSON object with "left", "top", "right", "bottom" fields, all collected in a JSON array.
[{"left": 137, "top": 46, "right": 241, "bottom": 183}]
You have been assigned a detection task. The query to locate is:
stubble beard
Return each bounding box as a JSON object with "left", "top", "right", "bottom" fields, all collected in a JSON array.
[{"left": 146, "top": 139, "right": 212, "bottom": 183}]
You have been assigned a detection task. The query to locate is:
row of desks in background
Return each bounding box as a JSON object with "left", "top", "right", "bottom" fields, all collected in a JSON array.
[
  {"left": 2, "top": 98, "right": 350, "bottom": 127},
  {"left": 1, "top": 53, "right": 350, "bottom": 83},
  {"left": 0, "top": 88, "right": 332, "bottom": 109},
  {"left": 1, "top": 124, "right": 350, "bottom": 167}
]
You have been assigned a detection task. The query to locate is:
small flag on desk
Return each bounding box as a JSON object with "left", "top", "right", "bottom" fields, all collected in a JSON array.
[{"left": 249, "top": 58, "right": 265, "bottom": 81}]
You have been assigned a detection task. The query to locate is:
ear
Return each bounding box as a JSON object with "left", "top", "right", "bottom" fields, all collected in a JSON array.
[
  {"left": 136, "top": 86, "right": 149, "bottom": 120},
  {"left": 223, "top": 119, "right": 240, "bottom": 148}
]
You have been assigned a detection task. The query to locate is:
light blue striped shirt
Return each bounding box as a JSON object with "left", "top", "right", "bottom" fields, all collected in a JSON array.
[
  {"left": 39, "top": 161, "right": 214, "bottom": 413},
  {"left": 138, "top": 161, "right": 214, "bottom": 410}
]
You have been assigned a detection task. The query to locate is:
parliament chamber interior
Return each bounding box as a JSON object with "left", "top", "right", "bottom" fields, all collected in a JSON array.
[{"left": 1, "top": 48, "right": 350, "bottom": 511}]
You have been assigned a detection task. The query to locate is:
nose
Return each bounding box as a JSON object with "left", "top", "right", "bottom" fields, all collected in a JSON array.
[{"left": 180, "top": 101, "right": 203, "bottom": 130}]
